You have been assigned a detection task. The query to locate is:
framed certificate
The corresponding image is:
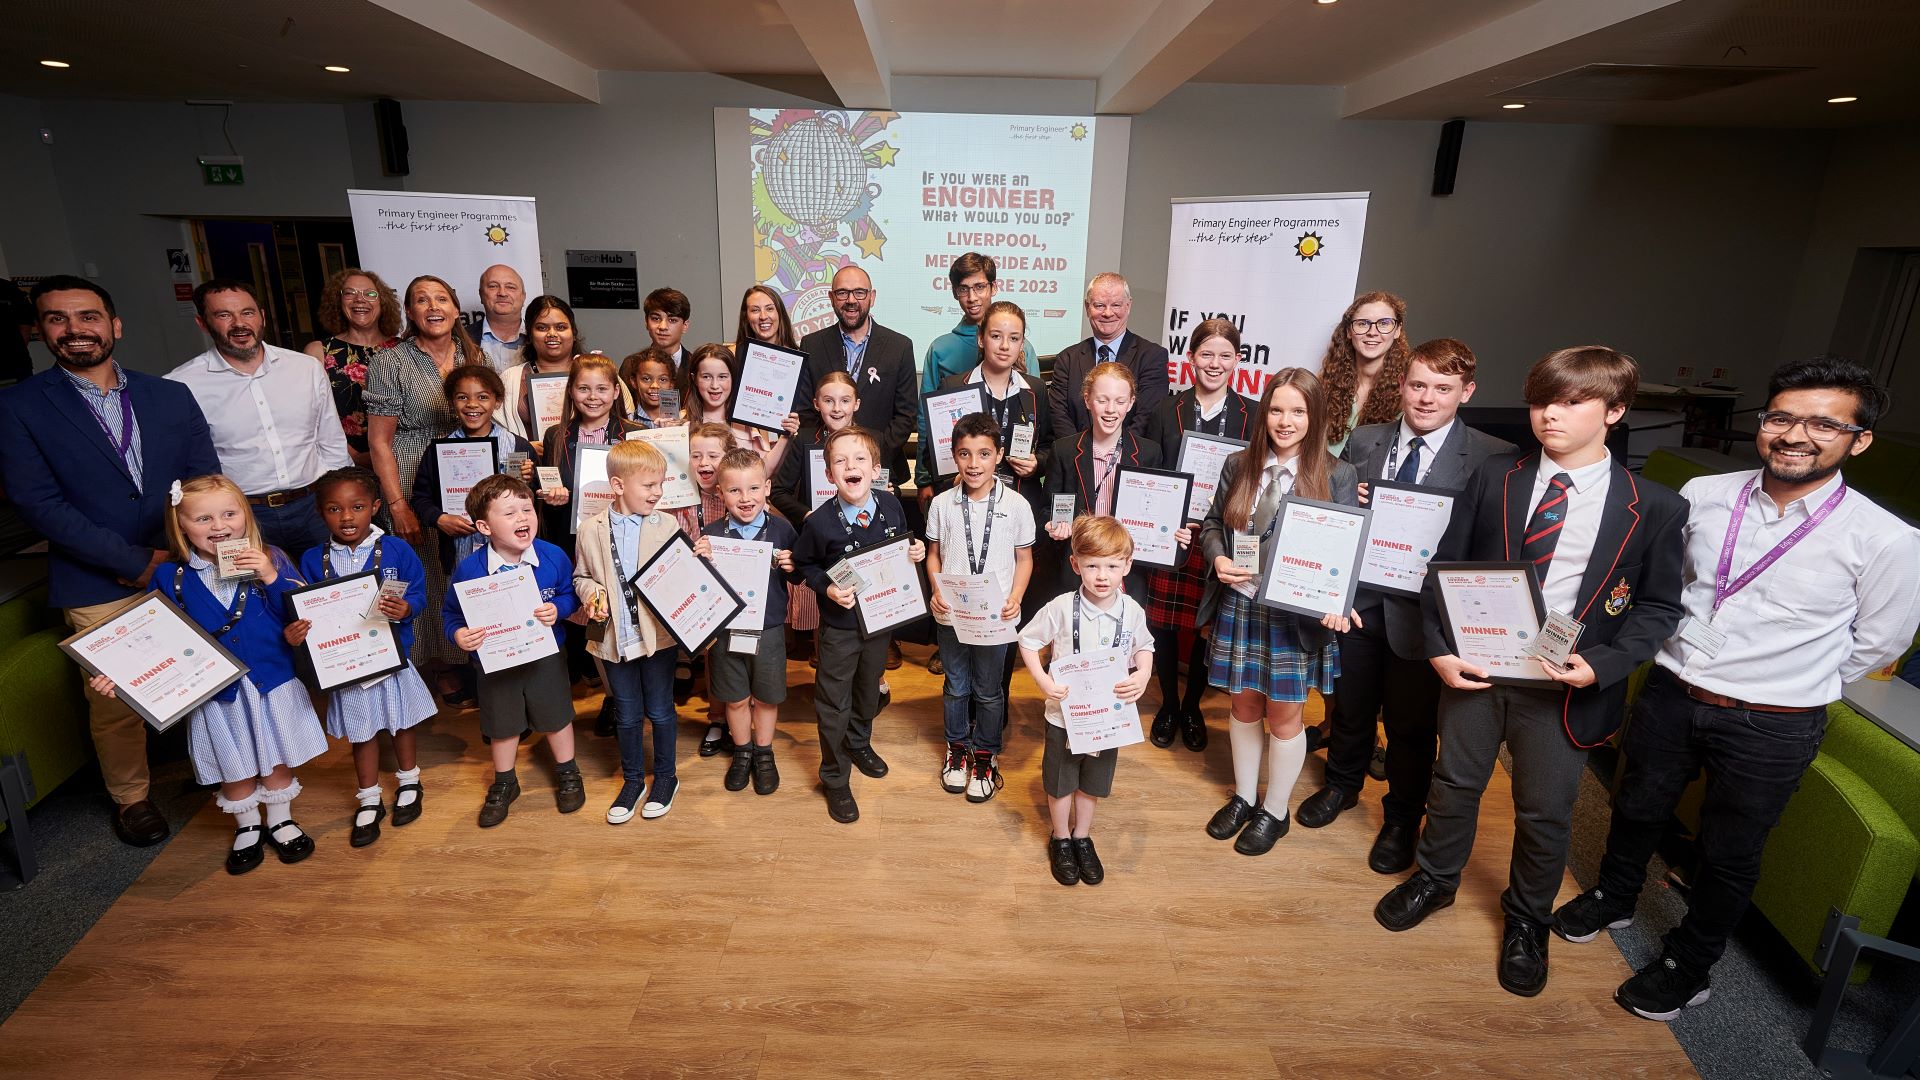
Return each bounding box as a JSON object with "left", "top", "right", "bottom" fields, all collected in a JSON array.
[
  {"left": 453, "top": 565, "right": 560, "bottom": 673},
  {"left": 807, "top": 448, "right": 835, "bottom": 510},
  {"left": 1175, "top": 433, "right": 1246, "bottom": 522},
  {"left": 430, "top": 437, "right": 499, "bottom": 517},
  {"left": 924, "top": 384, "right": 989, "bottom": 477},
  {"left": 846, "top": 535, "right": 929, "bottom": 639},
  {"left": 1356, "top": 480, "right": 1457, "bottom": 597},
  {"left": 59, "top": 591, "right": 247, "bottom": 732},
  {"left": 704, "top": 535, "right": 773, "bottom": 632},
  {"left": 628, "top": 425, "right": 696, "bottom": 509},
  {"left": 571, "top": 443, "right": 615, "bottom": 531},
  {"left": 634, "top": 532, "right": 746, "bottom": 655},
  {"left": 732, "top": 341, "right": 807, "bottom": 432},
  {"left": 1256, "top": 496, "right": 1371, "bottom": 619},
  {"left": 527, "top": 372, "right": 569, "bottom": 440},
  {"left": 1429, "top": 561, "right": 1554, "bottom": 685},
  {"left": 1112, "top": 466, "right": 1193, "bottom": 569},
  {"left": 286, "top": 571, "right": 407, "bottom": 691}
]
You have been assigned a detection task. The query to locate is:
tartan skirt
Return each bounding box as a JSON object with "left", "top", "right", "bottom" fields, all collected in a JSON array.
[
  {"left": 1145, "top": 542, "right": 1209, "bottom": 631},
  {"left": 1206, "top": 590, "right": 1339, "bottom": 703}
]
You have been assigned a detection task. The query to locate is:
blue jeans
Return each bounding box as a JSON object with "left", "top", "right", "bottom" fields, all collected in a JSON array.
[
  {"left": 603, "top": 650, "right": 678, "bottom": 784},
  {"left": 935, "top": 623, "right": 1009, "bottom": 754},
  {"left": 252, "top": 496, "right": 330, "bottom": 558}
]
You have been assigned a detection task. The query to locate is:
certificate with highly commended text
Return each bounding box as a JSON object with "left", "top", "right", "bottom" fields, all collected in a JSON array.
[
  {"left": 1053, "top": 646, "right": 1143, "bottom": 755},
  {"left": 454, "top": 566, "right": 558, "bottom": 673}
]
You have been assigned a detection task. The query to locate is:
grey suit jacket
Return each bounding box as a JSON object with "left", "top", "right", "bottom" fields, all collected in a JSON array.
[{"left": 1342, "top": 420, "right": 1515, "bottom": 659}]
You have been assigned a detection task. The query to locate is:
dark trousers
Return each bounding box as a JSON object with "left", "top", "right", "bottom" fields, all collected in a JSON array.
[
  {"left": 251, "top": 496, "right": 330, "bottom": 557},
  {"left": 1324, "top": 619, "right": 1443, "bottom": 825},
  {"left": 1417, "top": 683, "right": 1590, "bottom": 925},
  {"left": 814, "top": 625, "right": 890, "bottom": 789},
  {"left": 603, "top": 650, "right": 678, "bottom": 784},
  {"left": 1596, "top": 666, "right": 1828, "bottom": 974}
]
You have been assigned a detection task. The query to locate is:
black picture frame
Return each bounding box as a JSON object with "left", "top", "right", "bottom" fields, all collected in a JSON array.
[
  {"left": 1354, "top": 478, "right": 1458, "bottom": 598},
  {"left": 632, "top": 532, "right": 746, "bottom": 656},
  {"left": 1254, "top": 495, "right": 1371, "bottom": 620},
  {"left": 1428, "top": 560, "right": 1556, "bottom": 686},
  {"left": 285, "top": 571, "right": 409, "bottom": 692},
  {"left": 429, "top": 437, "right": 500, "bottom": 518},
  {"left": 57, "top": 590, "right": 248, "bottom": 732},
  {"left": 1111, "top": 465, "right": 1195, "bottom": 569},
  {"left": 843, "top": 534, "right": 929, "bottom": 640}
]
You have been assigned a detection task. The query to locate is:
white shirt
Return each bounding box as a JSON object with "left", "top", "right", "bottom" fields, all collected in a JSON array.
[
  {"left": 477, "top": 326, "right": 522, "bottom": 373},
  {"left": 1529, "top": 450, "right": 1613, "bottom": 616},
  {"left": 1383, "top": 419, "right": 1456, "bottom": 484},
  {"left": 925, "top": 480, "right": 1036, "bottom": 625},
  {"left": 485, "top": 541, "right": 540, "bottom": 573},
  {"left": 167, "top": 344, "right": 352, "bottom": 495},
  {"left": 1019, "top": 588, "right": 1153, "bottom": 726},
  {"left": 1658, "top": 469, "right": 1920, "bottom": 707}
]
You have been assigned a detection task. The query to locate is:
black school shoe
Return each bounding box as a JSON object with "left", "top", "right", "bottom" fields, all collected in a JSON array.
[
  {"left": 478, "top": 775, "right": 520, "bottom": 828},
  {"left": 391, "top": 783, "right": 424, "bottom": 828},
  {"left": 1296, "top": 785, "right": 1357, "bottom": 829},
  {"left": 349, "top": 802, "right": 385, "bottom": 848},
  {"left": 825, "top": 784, "right": 859, "bottom": 823},
  {"left": 1071, "top": 837, "right": 1105, "bottom": 885},
  {"left": 264, "top": 820, "right": 315, "bottom": 864},
  {"left": 1206, "top": 795, "right": 1255, "bottom": 840},
  {"left": 1179, "top": 709, "right": 1208, "bottom": 752},
  {"left": 554, "top": 767, "right": 586, "bottom": 814},
  {"left": 1498, "top": 916, "right": 1551, "bottom": 997},
  {"left": 725, "top": 748, "right": 754, "bottom": 791},
  {"left": 1368, "top": 820, "right": 1418, "bottom": 875},
  {"left": 752, "top": 746, "right": 780, "bottom": 795},
  {"left": 700, "top": 722, "right": 733, "bottom": 757},
  {"left": 1374, "top": 870, "right": 1455, "bottom": 932},
  {"left": 225, "top": 826, "right": 266, "bottom": 875},
  {"left": 1233, "top": 808, "right": 1289, "bottom": 855},
  {"left": 851, "top": 746, "right": 889, "bottom": 778},
  {"left": 1149, "top": 706, "right": 1178, "bottom": 748},
  {"left": 1048, "top": 838, "right": 1080, "bottom": 886}
]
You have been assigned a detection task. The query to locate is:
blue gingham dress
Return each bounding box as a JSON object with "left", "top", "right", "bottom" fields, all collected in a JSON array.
[
  {"left": 318, "top": 539, "right": 439, "bottom": 744},
  {"left": 185, "top": 559, "right": 331, "bottom": 785}
]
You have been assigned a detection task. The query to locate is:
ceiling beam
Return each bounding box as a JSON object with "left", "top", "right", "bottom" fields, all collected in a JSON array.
[
  {"left": 1339, "top": 0, "right": 1685, "bottom": 118},
  {"left": 365, "top": 0, "right": 600, "bottom": 103},
  {"left": 776, "top": 0, "right": 891, "bottom": 109},
  {"left": 1096, "top": 0, "right": 1282, "bottom": 115}
]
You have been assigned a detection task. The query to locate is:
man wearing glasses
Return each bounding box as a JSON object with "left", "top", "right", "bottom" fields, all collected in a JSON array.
[
  {"left": 913, "top": 253, "right": 1040, "bottom": 496},
  {"left": 1046, "top": 272, "right": 1169, "bottom": 437},
  {"left": 1553, "top": 357, "right": 1920, "bottom": 1022},
  {"left": 796, "top": 264, "right": 919, "bottom": 490}
]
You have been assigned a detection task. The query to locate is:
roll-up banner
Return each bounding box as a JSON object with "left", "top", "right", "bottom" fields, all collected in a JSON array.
[{"left": 347, "top": 190, "right": 543, "bottom": 313}]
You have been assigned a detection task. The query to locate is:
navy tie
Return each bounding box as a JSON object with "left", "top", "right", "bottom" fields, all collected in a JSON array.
[
  {"left": 1394, "top": 436, "right": 1425, "bottom": 484},
  {"left": 1521, "top": 473, "right": 1574, "bottom": 569},
  {"left": 1097, "top": 343, "right": 1111, "bottom": 364}
]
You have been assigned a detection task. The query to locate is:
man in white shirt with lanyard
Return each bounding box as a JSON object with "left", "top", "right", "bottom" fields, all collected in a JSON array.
[
  {"left": 167, "top": 279, "right": 353, "bottom": 553},
  {"left": 1553, "top": 357, "right": 1920, "bottom": 1022}
]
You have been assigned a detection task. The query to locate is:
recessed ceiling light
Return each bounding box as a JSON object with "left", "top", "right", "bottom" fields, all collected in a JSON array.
[
  {"left": 1502, "top": 102, "right": 1527, "bottom": 110},
  {"left": 1316, "top": 0, "right": 1338, "bottom": 5},
  {"left": 323, "top": 65, "right": 351, "bottom": 73},
  {"left": 1827, "top": 95, "right": 1858, "bottom": 104},
  {"left": 39, "top": 59, "right": 70, "bottom": 69}
]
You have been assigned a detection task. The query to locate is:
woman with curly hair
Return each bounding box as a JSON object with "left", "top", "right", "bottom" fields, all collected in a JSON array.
[
  {"left": 305, "top": 268, "right": 403, "bottom": 467},
  {"left": 1317, "top": 291, "right": 1409, "bottom": 456}
]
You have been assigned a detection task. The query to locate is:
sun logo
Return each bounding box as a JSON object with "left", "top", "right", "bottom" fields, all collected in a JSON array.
[
  {"left": 483, "top": 224, "right": 510, "bottom": 245},
  {"left": 1294, "top": 232, "right": 1325, "bottom": 260},
  {"left": 1070, "top": 122, "right": 1088, "bottom": 141}
]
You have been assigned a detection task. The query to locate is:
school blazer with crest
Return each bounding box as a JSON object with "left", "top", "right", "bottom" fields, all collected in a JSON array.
[{"left": 1419, "top": 450, "right": 1688, "bottom": 748}]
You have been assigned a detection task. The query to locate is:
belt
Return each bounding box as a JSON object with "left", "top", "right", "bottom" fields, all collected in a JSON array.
[
  {"left": 1675, "top": 676, "right": 1810, "bottom": 714},
  {"left": 246, "top": 485, "right": 311, "bottom": 508}
]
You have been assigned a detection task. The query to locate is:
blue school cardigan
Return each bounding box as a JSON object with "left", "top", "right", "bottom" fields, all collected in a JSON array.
[
  {"left": 297, "top": 536, "right": 429, "bottom": 657},
  {"left": 154, "top": 557, "right": 302, "bottom": 704}
]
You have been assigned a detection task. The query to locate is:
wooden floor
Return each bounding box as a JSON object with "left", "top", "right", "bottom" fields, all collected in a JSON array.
[{"left": 0, "top": 645, "right": 1694, "bottom": 1079}]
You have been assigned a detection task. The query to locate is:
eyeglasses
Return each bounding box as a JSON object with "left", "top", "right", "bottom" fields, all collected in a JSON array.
[
  {"left": 1350, "top": 318, "right": 1398, "bottom": 334},
  {"left": 347, "top": 289, "right": 380, "bottom": 300},
  {"left": 953, "top": 282, "right": 993, "bottom": 297},
  {"left": 830, "top": 288, "right": 872, "bottom": 301},
  {"left": 1756, "top": 411, "right": 1865, "bottom": 442}
]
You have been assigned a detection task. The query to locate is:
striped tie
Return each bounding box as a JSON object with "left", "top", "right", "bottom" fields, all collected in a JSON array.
[{"left": 1521, "top": 472, "right": 1574, "bottom": 569}]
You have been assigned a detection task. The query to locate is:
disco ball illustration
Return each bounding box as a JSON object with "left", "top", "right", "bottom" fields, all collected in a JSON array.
[{"left": 763, "top": 118, "right": 867, "bottom": 226}]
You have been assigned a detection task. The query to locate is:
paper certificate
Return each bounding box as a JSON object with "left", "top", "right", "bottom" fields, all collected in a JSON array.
[
  {"left": 571, "top": 443, "right": 615, "bottom": 531},
  {"left": 1430, "top": 562, "right": 1553, "bottom": 685},
  {"left": 1053, "top": 646, "right": 1143, "bottom": 755},
  {"left": 454, "top": 565, "right": 559, "bottom": 673},
  {"left": 848, "top": 535, "right": 929, "bottom": 639},
  {"left": 59, "top": 591, "right": 247, "bottom": 732},
  {"left": 925, "top": 385, "right": 988, "bottom": 477},
  {"left": 527, "top": 373, "right": 569, "bottom": 441},
  {"left": 287, "top": 572, "right": 407, "bottom": 692},
  {"left": 732, "top": 341, "right": 806, "bottom": 432},
  {"left": 705, "top": 535, "right": 773, "bottom": 632},
  {"left": 1112, "top": 467, "right": 1193, "bottom": 569},
  {"left": 629, "top": 425, "right": 696, "bottom": 510},
  {"left": 1176, "top": 433, "right": 1247, "bottom": 522},
  {"left": 1257, "top": 496, "right": 1371, "bottom": 619},
  {"left": 431, "top": 438, "right": 499, "bottom": 517},
  {"left": 1357, "top": 480, "right": 1456, "bottom": 596},
  {"left": 808, "top": 448, "right": 836, "bottom": 510},
  {"left": 635, "top": 533, "right": 745, "bottom": 654},
  {"left": 934, "top": 571, "right": 1018, "bottom": 646}
]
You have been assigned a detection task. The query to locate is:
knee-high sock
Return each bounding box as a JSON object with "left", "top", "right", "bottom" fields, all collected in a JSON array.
[
  {"left": 1263, "top": 732, "right": 1307, "bottom": 818},
  {"left": 1228, "top": 720, "right": 1264, "bottom": 804}
]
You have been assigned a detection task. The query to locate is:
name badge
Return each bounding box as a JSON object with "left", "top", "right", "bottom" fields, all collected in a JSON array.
[
  {"left": 1051, "top": 494, "right": 1077, "bottom": 526},
  {"left": 1009, "top": 423, "right": 1035, "bottom": 460},
  {"left": 1678, "top": 616, "right": 1726, "bottom": 659},
  {"left": 1528, "top": 608, "right": 1584, "bottom": 670},
  {"left": 827, "top": 558, "right": 867, "bottom": 594},
  {"left": 729, "top": 630, "right": 760, "bottom": 655}
]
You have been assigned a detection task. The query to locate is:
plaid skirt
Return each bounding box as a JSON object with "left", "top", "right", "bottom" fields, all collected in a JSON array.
[
  {"left": 1146, "top": 543, "right": 1209, "bottom": 631},
  {"left": 1206, "top": 590, "right": 1339, "bottom": 703}
]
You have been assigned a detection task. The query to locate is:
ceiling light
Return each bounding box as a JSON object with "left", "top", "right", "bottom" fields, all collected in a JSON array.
[
  {"left": 1502, "top": 102, "right": 1527, "bottom": 110},
  {"left": 1316, "top": 0, "right": 1338, "bottom": 5},
  {"left": 39, "top": 59, "right": 70, "bottom": 69},
  {"left": 1827, "top": 95, "right": 1858, "bottom": 104},
  {"left": 323, "top": 65, "right": 351, "bottom": 73}
]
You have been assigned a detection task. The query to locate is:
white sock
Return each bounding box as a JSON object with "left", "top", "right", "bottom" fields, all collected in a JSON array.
[
  {"left": 1262, "top": 732, "right": 1307, "bottom": 819},
  {"left": 217, "top": 791, "right": 263, "bottom": 850},
  {"left": 258, "top": 778, "right": 303, "bottom": 839},
  {"left": 1228, "top": 720, "right": 1264, "bottom": 804},
  {"left": 394, "top": 767, "right": 421, "bottom": 808},
  {"left": 355, "top": 785, "right": 383, "bottom": 826}
]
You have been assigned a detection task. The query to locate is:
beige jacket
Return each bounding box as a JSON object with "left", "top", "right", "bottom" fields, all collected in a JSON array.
[{"left": 572, "top": 507, "right": 680, "bottom": 662}]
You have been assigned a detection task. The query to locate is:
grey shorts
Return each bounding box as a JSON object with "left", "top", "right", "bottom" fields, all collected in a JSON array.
[
  {"left": 478, "top": 651, "right": 576, "bottom": 740},
  {"left": 1041, "top": 722, "right": 1117, "bottom": 799},
  {"left": 707, "top": 627, "right": 788, "bottom": 705}
]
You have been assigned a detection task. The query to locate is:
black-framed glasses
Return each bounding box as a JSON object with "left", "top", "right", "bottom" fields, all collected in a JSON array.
[
  {"left": 953, "top": 282, "right": 993, "bottom": 297},
  {"left": 830, "top": 288, "right": 872, "bottom": 301},
  {"left": 1755, "top": 411, "right": 1865, "bottom": 441},
  {"left": 1350, "top": 317, "right": 1398, "bottom": 334}
]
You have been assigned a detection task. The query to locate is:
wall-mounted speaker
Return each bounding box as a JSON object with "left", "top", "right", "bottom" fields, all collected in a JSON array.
[
  {"left": 375, "top": 97, "right": 409, "bottom": 177},
  {"left": 1432, "top": 118, "right": 1465, "bottom": 197}
]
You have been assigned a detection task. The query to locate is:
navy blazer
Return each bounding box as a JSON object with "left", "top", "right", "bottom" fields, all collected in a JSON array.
[
  {"left": 0, "top": 366, "right": 219, "bottom": 607},
  {"left": 794, "top": 321, "right": 920, "bottom": 459},
  {"left": 1139, "top": 389, "right": 1257, "bottom": 494},
  {"left": 1046, "top": 332, "right": 1172, "bottom": 438}
]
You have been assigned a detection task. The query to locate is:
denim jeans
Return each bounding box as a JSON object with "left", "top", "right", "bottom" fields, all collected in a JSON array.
[
  {"left": 603, "top": 650, "right": 679, "bottom": 784},
  {"left": 252, "top": 496, "right": 330, "bottom": 558},
  {"left": 1596, "top": 666, "right": 1828, "bottom": 974},
  {"left": 934, "top": 623, "right": 1009, "bottom": 754}
]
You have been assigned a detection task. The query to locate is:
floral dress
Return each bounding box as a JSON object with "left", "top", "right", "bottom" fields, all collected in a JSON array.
[{"left": 316, "top": 335, "right": 397, "bottom": 455}]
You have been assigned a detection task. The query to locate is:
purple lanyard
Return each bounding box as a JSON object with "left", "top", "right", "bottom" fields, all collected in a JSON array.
[
  {"left": 89, "top": 383, "right": 135, "bottom": 465},
  {"left": 1712, "top": 475, "right": 1845, "bottom": 616}
]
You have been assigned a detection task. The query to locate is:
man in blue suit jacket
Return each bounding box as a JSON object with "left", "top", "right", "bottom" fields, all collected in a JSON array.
[{"left": 0, "top": 276, "right": 219, "bottom": 847}]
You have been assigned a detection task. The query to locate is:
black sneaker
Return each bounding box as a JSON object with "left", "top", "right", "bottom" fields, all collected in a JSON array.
[
  {"left": 478, "top": 775, "right": 520, "bottom": 828},
  {"left": 553, "top": 767, "right": 586, "bottom": 814},
  {"left": 940, "top": 741, "right": 970, "bottom": 793},
  {"left": 1149, "top": 706, "right": 1178, "bottom": 748},
  {"left": 1615, "top": 953, "right": 1711, "bottom": 1022},
  {"left": 725, "top": 748, "right": 753, "bottom": 792},
  {"left": 1552, "top": 887, "right": 1637, "bottom": 943}
]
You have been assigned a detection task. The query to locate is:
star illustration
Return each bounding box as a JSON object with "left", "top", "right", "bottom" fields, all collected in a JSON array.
[
  {"left": 855, "top": 229, "right": 887, "bottom": 259},
  {"left": 870, "top": 142, "right": 899, "bottom": 167}
]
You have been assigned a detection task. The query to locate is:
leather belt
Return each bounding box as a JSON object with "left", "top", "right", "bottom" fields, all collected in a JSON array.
[
  {"left": 246, "top": 485, "right": 312, "bottom": 508},
  {"left": 1676, "top": 677, "right": 1811, "bottom": 714}
]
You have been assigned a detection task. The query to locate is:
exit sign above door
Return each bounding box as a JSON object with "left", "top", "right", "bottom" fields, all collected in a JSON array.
[{"left": 199, "top": 156, "right": 245, "bottom": 185}]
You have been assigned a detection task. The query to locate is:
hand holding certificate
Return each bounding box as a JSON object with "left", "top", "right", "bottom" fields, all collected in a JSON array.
[
  {"left": 288, "top": 572, "right": 407, "bottom": 691},
  {"left": 1112, "top": 467, "right": 1193, "bottom": 569},
  {"left": 636, "top": 533, "right": 745, "bottom": 655},
  {"left": 60, "top": 592, "right": 247, "bottom": 732},
  {"left": 571, "top": 444, "right": 615, "bottom": 531},
  {"left": 732, "top": 341, "right": 806, "bottom": 432},
  {"left": 1176, "top": 433, "right": 1246, "bottom": 522},
  {"left": 431, "top": 438, "right": 500, "bottom": 517},
  {"left": 629, "top": 425, "right": 697, "bottom": 510},
  {"left": 1430, "top": 562, "right": 1553, "bottom": 685},
  {"left": 1356, "top": 481, "right": 1455, "bottom": 596},
  {"left": 925, "top": 385, "right": 988, "bottom": 477},
  {"left": 934, "top": 571, "right": 1018, "bottom": 646},
  {"left": 1052, "top": 646, "right": 1144, "bottom": 754},
  {"left": 704, "top": 536, "right": 772, "bottom": 632},
  {"left": 1257, "top": 496, "right": 1370, "bottom": 620},
  {"left": 527, "top": 373, "right": 569, "bottom": 440},
  {"left": 454, "top": 566, "right": 559, "bottom": 673},
  {"left": 847, "top": 535, "right": 928, "bottom": 638}
]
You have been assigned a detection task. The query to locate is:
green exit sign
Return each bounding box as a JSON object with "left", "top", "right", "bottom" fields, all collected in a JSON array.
[{"left": 200, "top": 160, "right": 245, "bottom": 185}]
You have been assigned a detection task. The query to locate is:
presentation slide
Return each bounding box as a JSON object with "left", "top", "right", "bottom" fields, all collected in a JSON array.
[{"left": 729, "top": 109, "right": 1106, "bottom": 362}]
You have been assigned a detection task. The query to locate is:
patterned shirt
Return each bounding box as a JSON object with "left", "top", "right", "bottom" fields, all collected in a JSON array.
[{"left": 60, "top": 361, "right": 145, "bottom": 492}]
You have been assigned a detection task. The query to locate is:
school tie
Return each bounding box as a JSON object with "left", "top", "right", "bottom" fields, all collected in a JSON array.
[
  {"left": 855, "top": 509, "right": 871, "bottom": 529},
  {"left": 1394, "top": 436, "right": 1425, "bottom": 484},
  {"left": 1521, "top": 472, "right": 1574, "bottom": 569},
  {"left": 1097, "top": 343, "right": 1111, "bottom": 364}
]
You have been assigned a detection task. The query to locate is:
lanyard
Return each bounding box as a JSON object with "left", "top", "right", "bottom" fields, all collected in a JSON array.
[
  {"left": 175, "top": 563, "right": 249, "bottom": 638},
  {"left": 837, "top": 499, "right": 894, "bottom": 553},
  {"left": 1070, "top": 592, "right": 1119, "bottom": 655},
  {"left": 981, "top": 372, "right": 1015, "bottom": 432},
  {"left": 85, "top": 381, "right": 136, "bottom": 467},
  {"left": 1190, "top": 393, "right": 1228, "bottom": 437},
  {"left": 607, "top": 517, "right": 643, "bottom": 623},
  {"left": 322, "top": 537, "right": 383, "bottom": 579},
  {"left": 959, "top": 480, "right": 999, "bottom": 576},
  {"left": 1712, "top": 475, "right": 1846, "bottom": 617}
]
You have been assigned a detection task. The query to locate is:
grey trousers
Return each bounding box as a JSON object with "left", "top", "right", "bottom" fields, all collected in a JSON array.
[
  {"left": 813, "top": 625, "right": 891, "bottom": 789},
  {"left": 1415, "top": 683, "right": 1590, "bottom": 925}
]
